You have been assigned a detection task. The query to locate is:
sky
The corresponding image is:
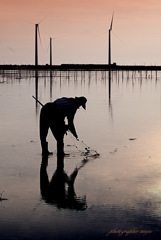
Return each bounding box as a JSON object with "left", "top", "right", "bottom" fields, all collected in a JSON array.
[{"left": 1, "top": 0, "right": 161, "bottom": 65}]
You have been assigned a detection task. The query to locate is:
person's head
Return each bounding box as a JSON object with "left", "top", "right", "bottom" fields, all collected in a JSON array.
[{"left": 75, "top": 97, "right": 87, "bottom": 110}]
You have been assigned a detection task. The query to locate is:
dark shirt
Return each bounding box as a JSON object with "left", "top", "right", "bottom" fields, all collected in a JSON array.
[
  {"left": 54, "top": 97, "right": 78, "bottom": 138},
  {"left": 54, "top": 97, "right": 77, "bottom": 120}
]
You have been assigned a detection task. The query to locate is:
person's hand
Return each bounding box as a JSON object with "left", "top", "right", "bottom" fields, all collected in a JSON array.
[{"left": 76, "top": 137, "right": 79, "bottom": 141}]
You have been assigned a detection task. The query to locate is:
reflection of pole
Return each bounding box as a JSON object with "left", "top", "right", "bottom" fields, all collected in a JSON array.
[
  {"left": 108, "top": 93, "right": 113, "bottom": 122},
  {"left": 35, "top": 70, "right": 38, "bottom": 110},
  {"left": 109, "top": 69, "right": 111, "bottom": 100},
  {"left": 50, "top": 71, "right": 52, "bottom": 101},
  {"left": 108, "top": 69, "right": 113, "bottom": 122}
]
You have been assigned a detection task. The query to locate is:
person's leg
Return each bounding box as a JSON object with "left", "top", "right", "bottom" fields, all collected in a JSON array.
[
  {"left": 40, "top": 104, "right": 53, "bottom": 156},
  {"left": 56, "top": 124, "right": 70, "bottom": 157},
  {"left": 49, "top": 123, "right": 65, "bottom": 156},
  {"left": 57, "top": 136, "right": 65, "bottom": 157}
]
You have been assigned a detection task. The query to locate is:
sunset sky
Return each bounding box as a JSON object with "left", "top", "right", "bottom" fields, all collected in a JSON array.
[{"left": 1, "top": 0, "right": 161, "bottom": 65}]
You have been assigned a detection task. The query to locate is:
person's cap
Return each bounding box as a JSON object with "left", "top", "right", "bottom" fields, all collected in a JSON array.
[{"left": 75, "top": 97, "right": 87, "bottom": 109}]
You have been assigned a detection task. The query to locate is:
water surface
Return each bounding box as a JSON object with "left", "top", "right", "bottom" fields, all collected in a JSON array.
[{"left": 0, "top": 69, "right": 161, "bottom": 239}]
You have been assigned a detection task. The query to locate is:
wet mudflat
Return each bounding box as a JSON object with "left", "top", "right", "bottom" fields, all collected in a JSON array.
[{"left": 1, "top": 69, "right": 161, "bottom": 240}]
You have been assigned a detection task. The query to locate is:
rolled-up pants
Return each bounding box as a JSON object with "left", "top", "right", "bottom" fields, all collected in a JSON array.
[{"left": 40, "top": 102, "right": 65, "bottom": 155}]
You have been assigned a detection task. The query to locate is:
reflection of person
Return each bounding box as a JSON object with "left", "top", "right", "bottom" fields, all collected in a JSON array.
[
  {"left": 40, "top": 96, "right": 87, "bottom": 156},
  {"left": 40, "top": 155, "right": 87, "bottom": 210}
]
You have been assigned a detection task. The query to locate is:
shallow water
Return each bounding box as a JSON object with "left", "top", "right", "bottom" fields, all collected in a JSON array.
[{"left": 1, "top": 69, "right": 161, "bottom": 239}]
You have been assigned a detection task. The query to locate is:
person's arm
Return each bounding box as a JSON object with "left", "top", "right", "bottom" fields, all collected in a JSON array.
[{"left": 67, "top": 115, "right": 78, "bottom": 139}]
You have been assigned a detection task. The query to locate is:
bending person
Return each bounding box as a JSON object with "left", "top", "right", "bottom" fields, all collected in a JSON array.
[{"left": 40, "top": 96, "right": 87, "bottom": 156}]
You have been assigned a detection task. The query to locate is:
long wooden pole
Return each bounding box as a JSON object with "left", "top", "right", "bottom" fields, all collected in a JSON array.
[
  {"left": 35, "top": 24, "right": 38, "bottom": 66},
  {"left": 50, "top": 37, "right": 52, "bottom": 66},
  {"left": 32, "top": 96, "right": 44, "bottom": 106}
]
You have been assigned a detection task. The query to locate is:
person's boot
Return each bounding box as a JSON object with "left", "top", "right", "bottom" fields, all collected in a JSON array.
[{"left": 42, "top": 142, "right": 53, "bottom": 156}]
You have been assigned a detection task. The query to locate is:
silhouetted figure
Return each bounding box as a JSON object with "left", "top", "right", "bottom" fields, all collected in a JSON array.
[
  {"left": 40, "top": 155, "right": 87, "bottom": 210},
  {"left": 40, "top": 96, "right": 87, "bottom": 156}
]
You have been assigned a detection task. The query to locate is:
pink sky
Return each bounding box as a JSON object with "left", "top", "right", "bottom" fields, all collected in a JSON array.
[{"left": 1, "top": 0, "right": 161, "bottom": 65}]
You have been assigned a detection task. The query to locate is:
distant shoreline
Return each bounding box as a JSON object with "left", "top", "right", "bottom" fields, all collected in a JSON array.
[{"left": 0, "top": 64, "right": 161, "bottom": 71}]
